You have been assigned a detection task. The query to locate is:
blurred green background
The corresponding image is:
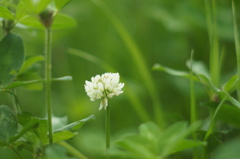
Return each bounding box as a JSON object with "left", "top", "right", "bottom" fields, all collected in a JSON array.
[{"left": 0, "top": 0, "right": 240, "bottom": 158}]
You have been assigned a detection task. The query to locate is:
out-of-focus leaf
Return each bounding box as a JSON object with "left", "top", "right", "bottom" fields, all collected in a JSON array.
[
  {"left": 5, "top": 76, "right": 72, "bottom": 89},
  {"left": 212, "top": 138, "right": 240, "bottom": 159},
  {"left": 222, "top": 75, "right": 238, "bottom": 93},
  {"left": 0, "top": 6, "right": 15, "bottom": 20},
  {"left": 9, "top": 118, "right": 39, "bottom": 143},
  {"left": 51, "top": 14, "right": 77, "bottom": 29},
  {"left": 152, "top": 64, "right": 190, "bottom": 78},
  {"left": 207, "top": 102, "right": 240, "bottom": 127},
  {"left": 171, "top": 139, "right": 206, "bottom": 154},
  {"left": 0, "top": 105, "right": 18, "bottom": 142},
  {"left": 19, "top": 56, "right": 44, "bottom": 74},
  {"left": 54, "top": 0, "right": 72, "bottom": 10},
  {"left": 19, "top": 16, "right": 44, "bottom": 29},
  {"left": 42, "top": 144, "right": 75, "bottom": 159},
  {"left": 53, "top": 131, "right": 75, "bottom": 143},
  {"left": 186, "top": 60, "right": 209, "bottom": 78},
  {"left": 113, "top": 121, "right": 203, "bottom": 158},
  {"left": 23, "top": 0, "right": 52, "bottom": 14},
  {"left": 54, "top": 115, "right": 95, "bottom": 132},
  {"left": 0, "top": 33, "right": 25, "bottom": 88}
]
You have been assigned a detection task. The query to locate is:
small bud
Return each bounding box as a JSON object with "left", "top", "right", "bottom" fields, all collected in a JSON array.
[{"left": 39, "top": 9, "right": 56, "bottom": 28}]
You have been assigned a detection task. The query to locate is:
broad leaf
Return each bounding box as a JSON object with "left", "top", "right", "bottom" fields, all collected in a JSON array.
[
  {"left": 51, "top": 14, "right": 77, "bottom": 29},
  {"left": 0, "top": 33, "right": 25, "bottom": 88},
  {"left": 23, "top": 0, "right": 52, "bottom": 14},
  {"left": 54, "top": 0, "right": 72, "bottom": 10},
  {"left": 0, "top": 6, "right": 15, "bottom": 20},
  {"left": 0, "top": 105, "right": 18, "bottom": 142}
]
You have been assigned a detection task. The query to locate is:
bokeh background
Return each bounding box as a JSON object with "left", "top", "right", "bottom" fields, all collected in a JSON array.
[{"left": 0, "top": 0, "right": 240, "bottom": 158}]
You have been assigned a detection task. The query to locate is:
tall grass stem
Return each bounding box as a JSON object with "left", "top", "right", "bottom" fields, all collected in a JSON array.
[
  {"left": 106, "top": 104, "right": 110, "bottom": 149},
  {"left": 232, "top": 0, "right": 240, "bottom": 100}
]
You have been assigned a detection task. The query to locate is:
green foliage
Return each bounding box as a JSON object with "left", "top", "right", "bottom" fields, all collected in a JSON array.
[
  {"left": 0, "top": 105, "right": 18, "bottom": 143},
  {"left": 0, "top": 33, "right": 25, "bottom": 88},
  {"left": 0, "top": 6, "right": 15, "bottom": 20},
  {"left": 110, "top": 121, "right": 205, "bottom": 159}
]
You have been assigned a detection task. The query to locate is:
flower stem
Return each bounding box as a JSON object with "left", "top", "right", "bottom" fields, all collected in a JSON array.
[
  {"left": 106, "top": 104, "right": 110, "bottom": 150},
  {"left": 58, "top": 141, "right": 88, "bottom": 159},
  {"left": 45, "top": 27, "right": 53, "bottom": 144}
]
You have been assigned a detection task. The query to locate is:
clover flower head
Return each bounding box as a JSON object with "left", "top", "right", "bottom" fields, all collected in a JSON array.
[{"left": 85, "top": 72, "right": 124, "bottom": 110}]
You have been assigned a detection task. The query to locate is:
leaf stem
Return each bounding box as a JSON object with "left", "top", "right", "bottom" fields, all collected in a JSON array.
[
  {"left": 45, "top": 27, "right": 53, "bottom": 144},
  {"left": 58, "top": 141, "right": 88, "bottom": 159},
  {"left": 11, "top": 147, "right": 24, "bottom": 159}
]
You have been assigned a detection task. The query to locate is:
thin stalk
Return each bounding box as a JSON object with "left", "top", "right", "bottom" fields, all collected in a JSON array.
[
  {"left": 106, "top": 104, "right": 110, "bottom": 149},
  {"left": 190, "top": 50, "right": 197, "bottom": 124},
  {"left": 45, "top": 27, "right": 53, "bottom": 144},
  {"left": 58, "top": 141, "right": 88, "bottom": 159},
  {"left": 232, "top": 0, "right": 240, "bottom": 100},
  {"left": 202, "top": 97, "right": 227, "bottom": 159},
  {"left": 190, "top": 51, "right": 198, "bottom": 159}
]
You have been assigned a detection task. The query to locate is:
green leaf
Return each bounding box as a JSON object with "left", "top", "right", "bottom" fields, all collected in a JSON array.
[
  {"left": 19, "top": 15, "right": 44, "bottom": 29},
  {"left": 5, "top": 76, "right": 72, "bottom": 89},
  {"left": 54, "top": 0, "right": 72, "bottom": 10},
  {"left": 222, "top": 75, "right": 238, "bottom": 93},
  {"left": 54, "top": 115, "right": 95, "bottom": 132},
  {"left": 51, "top": 14, "right": 77, "bottom": 29},
  {"left": 19, "top": 56, "right": 44, "bottom": 74},
  {"left": 0, "top": 6, "right": 15, "bottom": 20},
  {"left": 171, "top": 139, "right": 206, "bottom": 154},
  {"left": 152, "top": 64, "right": 190, "bottom": 78},
  {"left": 212, "top": 137, "right": 240, "bottom": 159},
  {"left": 207, "top": 102, "right": 240, "bottom": 127},
  {"left": 0, "top": 105, "right": 18, "bottom": 142},
  {"left": 9, "top": 117, "right": 39, "bottom": 143},
  {"left": 53, "top": 131, "right": 75, "bottom": 143},
  {"left": 43, "top": 144, "right": 75, "bottom": 159},
  {"left": 23, "top": 0, "right": 52, "bottom": 14},
  {"left": 0, "top": 33, "right": 25, "bottom": 88}
]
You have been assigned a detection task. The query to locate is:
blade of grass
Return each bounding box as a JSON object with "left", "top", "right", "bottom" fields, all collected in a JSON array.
[
  {"left": 68, "top": 48, "right": 151, "bottom": 122},
  {"left": 232, "top": 0, "right": 240, "bottom": 101},
  {"left": 88, "top": 0, "right": 165, "bottom": 127}
]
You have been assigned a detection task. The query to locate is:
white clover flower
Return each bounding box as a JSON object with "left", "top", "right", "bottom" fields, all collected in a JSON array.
[{"left": 85, "top": 73, "right": 124, "bottom": 110}]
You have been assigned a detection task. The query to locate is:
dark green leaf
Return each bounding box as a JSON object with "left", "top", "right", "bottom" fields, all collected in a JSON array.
[
  {"left": 0, "top": 6, "right": 15, "bottom": 20},
  {"left": 0, "top": 105, "right": 18, "bottom": 142},
  {"left": 54, "top": 115, "right": 95, "bottom": 132},
  {"left": 9, "top": 118, "right": 39, "bottom": 143},
  {"left": 0, "top": 33, "right": 25, "bottom": 88},
  {"left": 54, "top": 0, "right": 72, "bottom": 10}
]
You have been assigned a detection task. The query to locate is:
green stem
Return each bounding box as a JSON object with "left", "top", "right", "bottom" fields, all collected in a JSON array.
[
  {"left": 190, "top": 51, "right": 196, "bottom": 124},
  {"left": 190, "top": 51, "right": 198, "bottom": 159},
  {"left": 58, "top": 141, "right": 88, "bottom": 159},
  {"left": 232, "top": 0, "right": 240, "bottom": 100},
  {"left": 106, "top": 104, "right": 110, "bottom": 150},
  {"left": 45, "top": 27, "right": 53, "bottom": 144},
  {"left": 202, "top": 97, "right": 226, "bottom": 159}
]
